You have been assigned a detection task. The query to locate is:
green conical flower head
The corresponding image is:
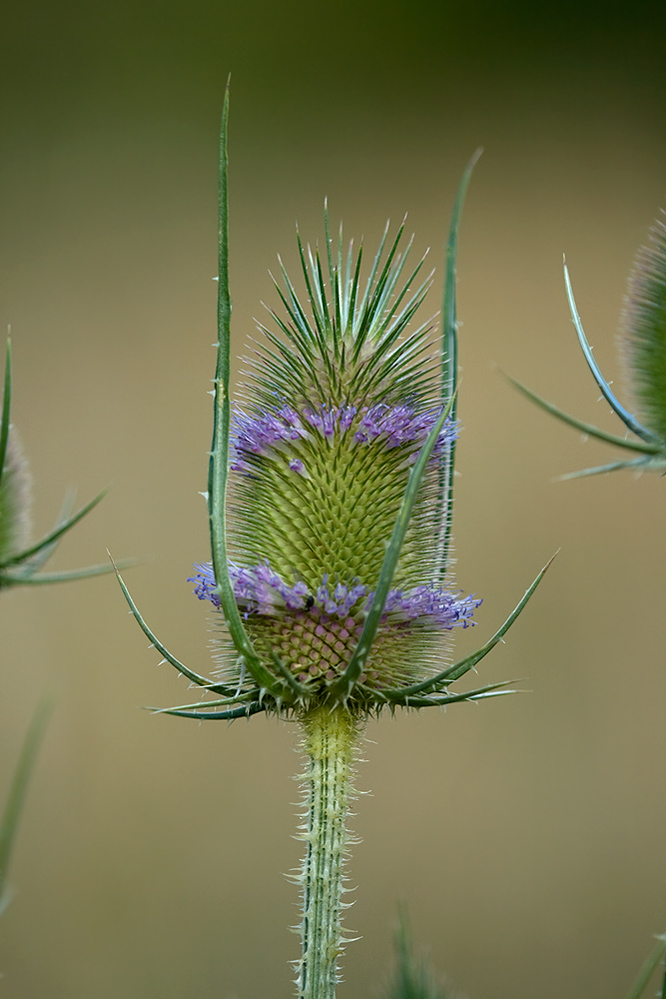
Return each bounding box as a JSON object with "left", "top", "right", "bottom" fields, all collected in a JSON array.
[{"left": 192, "top": 219, "right": 480, "bottom": 701}]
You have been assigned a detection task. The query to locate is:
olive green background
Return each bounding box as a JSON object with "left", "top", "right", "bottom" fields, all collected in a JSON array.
[{"left": 2, "top": 1, "right": 666, "bottom": 997}]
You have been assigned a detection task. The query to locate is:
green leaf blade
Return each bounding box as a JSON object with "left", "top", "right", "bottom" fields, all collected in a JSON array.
[{"left": 0, "top": 698, "right": 53, "bottom": 914}]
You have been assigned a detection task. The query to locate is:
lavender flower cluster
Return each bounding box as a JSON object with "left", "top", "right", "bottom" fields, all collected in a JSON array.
[
  {"left": 190, "top": 561, "right": 480, "bottom": 629},
  {"left": 230, "top": 402, "right": 457, "bottom": 473}
]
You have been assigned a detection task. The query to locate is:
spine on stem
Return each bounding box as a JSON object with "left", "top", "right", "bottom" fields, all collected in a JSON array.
[{"left": 296, "top": 706, "right": 359, "bottom": 999}]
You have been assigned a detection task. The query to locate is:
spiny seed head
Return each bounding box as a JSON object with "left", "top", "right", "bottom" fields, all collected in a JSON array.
[{"left": 193, "top": 220, "right": 481, "bottom": 710}]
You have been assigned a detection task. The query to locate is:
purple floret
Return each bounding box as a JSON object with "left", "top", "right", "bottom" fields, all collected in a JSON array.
[
  {"left": 229, "top": 400, "right": 458, "bottom": 474},
  {"left": 303, "top": 405, "right": 358, "bottom": 438},
  {"left": 378, "top": 583, "right": 481, "bottom": 626},
  {"left": 189, "top": 561, "right": 310, "bottom": 616},
  {"left": 190, "top": 561, "right": 480, "bottom": 629},
  {"left": 230, "top": 404, "right": 308, "bottom": 471},
  {"left": 354, "top": 403, "right": 456, "bottom": 453}
]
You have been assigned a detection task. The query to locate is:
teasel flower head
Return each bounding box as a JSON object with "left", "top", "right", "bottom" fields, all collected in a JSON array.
[
  {"left": 190, "top": 208, "right": 492, "bottom": 708},
  {"left": 510, "top": 210, "right": 666, "bottom": 478},
  {"left": 117, "top": 89, "right": 549, "bottom": 723},
  {"left": 116, "top": 88, "right": 551, "bottom": 999},
  {"left": 0, "top": 339, "right": 123, "bottom": 589}
]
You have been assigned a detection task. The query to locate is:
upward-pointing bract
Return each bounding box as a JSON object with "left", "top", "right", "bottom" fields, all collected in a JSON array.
[{"left": 511, "top": 211, "right": 666, "bottom": 479}]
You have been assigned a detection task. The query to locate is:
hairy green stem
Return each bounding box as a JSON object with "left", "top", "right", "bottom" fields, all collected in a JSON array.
[{"left": 296, "top": 707, "right": 360, "bottom": 999}]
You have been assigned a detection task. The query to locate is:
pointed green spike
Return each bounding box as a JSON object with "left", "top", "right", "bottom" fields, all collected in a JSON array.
[
  {"left": 269, "top": 650, "right": 310, "bottom": 697},
  {"left": 564, "top": 261, "right": 660, "bottom": 444},
  {"left": 150, "top": 692, "right": 258, "bottom": 714},
  {"left": 113, "top": 561, "right": 238, "bottom": 695},
  {"left": 624, "top": 934, "right": 666, "bottom": 999},
  {"left": 0, "top": 489, "right": 107, "bottom": 569},
  {"left": 5, "top": 559, "right": 134, "bottom": 585},
  {"left": 437, "top": 149, "right": 482, "bottom": 580},
  {"left": 393, "top": 679, "right": 517, "bottom": 709},
  {"left": 385, "top": 554, "right": 555, "bottom": 699},
  {"left": 206, "top": 82, "right": 285, "bottom": 699},
  {"left": 385, "top": 905, "right": 448, "bottom": 999},
  {"left": 0, "top": 339, "right": 12, "bottom": 489},
  {"left": 557, "top": 456, "right": 659, "bottom": 480},
  {"left": 159, "top": 702, "right": 266, "bottom": 721},
  {"left": 20, "top": 489, "right": 77, "bottom": 575},
  {"left": 506, "top": 374, "right": 662, "bottom": 454},
  {"left": 0, "top": 698, "right": 52, "bottom": 916}
]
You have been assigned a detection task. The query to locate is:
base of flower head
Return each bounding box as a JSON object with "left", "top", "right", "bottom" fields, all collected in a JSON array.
[{"left": 189, "top": 561, "right": 480, "bottom": 696}]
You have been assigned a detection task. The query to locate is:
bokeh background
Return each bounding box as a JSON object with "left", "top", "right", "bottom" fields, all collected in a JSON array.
[{"left": 2, "top": 1, "right": 666, "bottom": 997}]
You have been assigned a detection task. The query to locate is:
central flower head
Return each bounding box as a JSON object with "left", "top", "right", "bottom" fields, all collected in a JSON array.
[{"left": 192, "top": 220, "right": 481, "bottom": 709}]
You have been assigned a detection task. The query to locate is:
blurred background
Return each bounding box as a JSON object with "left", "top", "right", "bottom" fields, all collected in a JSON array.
[{"left": 2, "top": 1, "right": 666, "bottom": 997}]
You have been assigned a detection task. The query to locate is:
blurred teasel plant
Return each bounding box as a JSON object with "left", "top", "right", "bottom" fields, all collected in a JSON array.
[
  {"left": 383, "top": 906, "right": 454, "bottom": 999},
  {"left": 511, "top": 213, "right": 666, "bottom": 999},
  {"left": 0, "top": 698, "right": 52, "bottom": 916},
  {"left": 117, "top": 87, "right": 550, "bottom": 999},
  {"left": 0, "top": 338, "right": 118, "bottom": 588},
  {"left": 0, "top": 336, "right": 125, "bottom": 919},
  {"left": 510, "top": 212, "right": 666, "bottom": 478}
]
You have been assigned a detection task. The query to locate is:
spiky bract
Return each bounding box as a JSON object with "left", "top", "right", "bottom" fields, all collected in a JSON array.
[
  {"left": 0, "top": 339, "right": 117, "bottom": 589},
  {"left": 511, "top": 213, "right": 666, "bottom": 478}
]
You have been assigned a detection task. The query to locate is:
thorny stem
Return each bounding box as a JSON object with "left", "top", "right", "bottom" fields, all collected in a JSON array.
[{"left": 296, "top": 707, "right": 359, "bottom": 999}]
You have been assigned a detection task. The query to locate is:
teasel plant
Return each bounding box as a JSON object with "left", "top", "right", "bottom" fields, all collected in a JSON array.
[
  {"left": 0, "top": 335, "right": 128, "bottom": 918},
  {"left": 384, "top": 906, "right": 454, "bottom": 999},
  {"left": 0, "top": 338, "right": 121, "bottom": 589},
  {"left": 509, "top": 212, "right": 666, "bottom": 480},
  {"left": 116, "top": 85, "right": 551, "bottom": 999},
  {"left": 0, "top": 698, "right": 52, "bottom": 916},
  {"left": 510, "top": 214, "right": 666, "bottom": 999}
]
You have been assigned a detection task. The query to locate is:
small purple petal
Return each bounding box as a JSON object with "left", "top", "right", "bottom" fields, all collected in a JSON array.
[
  {"left": 190, "top": 560, "right": 479, "bottom": 631},
  {"left": 231, "top": 403, "right": 308, "bottom": 466},
  {"left": 188, "top": 562, "right": 221, "bottom": 607},
  {"left": 231, "top": 401, "right": 457, "bottom": 469}
]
